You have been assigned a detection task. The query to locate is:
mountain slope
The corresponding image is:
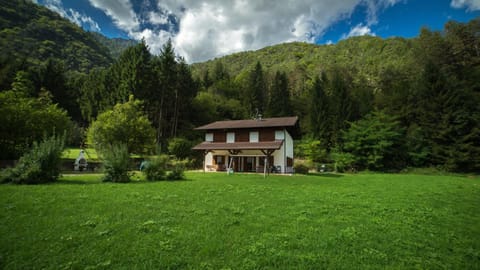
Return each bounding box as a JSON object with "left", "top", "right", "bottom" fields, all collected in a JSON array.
[
  {"left": 191, "top": 36, "right": 416, "bottom": 93},
  {"left": 90, "top": 32, "right": 138, "bottom": 59},
  {"left": 0, "top": 0, "right": 113, "bottom": 74}
]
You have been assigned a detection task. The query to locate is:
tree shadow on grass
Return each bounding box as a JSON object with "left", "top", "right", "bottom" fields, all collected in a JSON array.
[
  {"left": 56, "top": 179, "right": 98, "bottom": 185},
  {"left": 307, "top": 172, "right": 344, "bottom": 178}
]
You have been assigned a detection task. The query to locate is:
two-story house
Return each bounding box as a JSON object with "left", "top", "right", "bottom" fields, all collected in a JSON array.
[{"left": 192, "top": 116, "right": 298, "bottom": 174}]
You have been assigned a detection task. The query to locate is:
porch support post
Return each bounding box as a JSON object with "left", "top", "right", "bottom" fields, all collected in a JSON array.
[
  {"left": 260, "top": 149, "right": 275, "bottom": 178},
  {"left": 203, "top": 150, "right": 210, "bottom": 173}
]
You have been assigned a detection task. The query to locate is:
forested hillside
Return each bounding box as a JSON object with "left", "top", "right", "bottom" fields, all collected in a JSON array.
[
  {"left": 0, "top": 0, "right": 478, "bottom": 172},
  {"left": 0, "top": 0, "right": 112, "bottom": 79},
  {"left": 90, "top": 32, "right": 138, "bottom": 59}
]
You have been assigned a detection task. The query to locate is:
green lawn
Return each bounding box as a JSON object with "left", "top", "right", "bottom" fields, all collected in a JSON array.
[
  {"left": 62, "top": 147, "right": 99, "bottom": 160},
  {"left": 0, "top": 172, "right": 479, "bottom": 269},
  {"left": 62, "top": 147, "right": 144, "bottom": 160}
]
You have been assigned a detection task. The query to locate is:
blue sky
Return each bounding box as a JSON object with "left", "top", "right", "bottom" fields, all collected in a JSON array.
[{"left": 36, "top": 0, "right": 480, "bottom": 62}]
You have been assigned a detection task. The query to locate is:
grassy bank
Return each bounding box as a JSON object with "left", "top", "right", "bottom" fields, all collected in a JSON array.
[{"left": 0, "top": 173, "right": 479, "bottom": 269}]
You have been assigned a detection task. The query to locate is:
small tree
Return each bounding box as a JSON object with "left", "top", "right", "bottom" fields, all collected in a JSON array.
[
  {"left": 0, "top": 90, "right": 71, "bottom": 159},
  {"left": 339, "top": 111, "right": 405, "bottom": 171},
  {"left": 87, "top": 95, "right": 156, "bottom": 155},
  {"left": 295, "top": 138, "right": 328, "bottom": 165},
  {"left": 167, "top": 137, "right": 194, "bottom": 159}
]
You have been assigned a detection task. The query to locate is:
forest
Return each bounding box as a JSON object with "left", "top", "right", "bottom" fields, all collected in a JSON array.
[{"left": 0, "top": 0, "right": 479, "bottom": 172}]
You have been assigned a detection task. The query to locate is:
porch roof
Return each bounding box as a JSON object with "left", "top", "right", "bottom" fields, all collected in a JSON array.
[{"left": 192, "top": 140, "right": 283, "bottom": 151}]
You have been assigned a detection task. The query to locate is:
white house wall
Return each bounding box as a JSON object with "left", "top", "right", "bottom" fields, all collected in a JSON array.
[{"left": 285, "top": 130, "right": 294, "bottom": 158}]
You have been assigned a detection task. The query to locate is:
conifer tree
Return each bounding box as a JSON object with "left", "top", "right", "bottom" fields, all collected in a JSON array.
[{"left": 266, "top": 71, "right": 292, "bottom": 117}]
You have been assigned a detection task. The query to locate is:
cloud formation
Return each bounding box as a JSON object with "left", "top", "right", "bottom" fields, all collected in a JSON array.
[
  {"left": 87, "top": 0, "right": 403, "bottom": 62},
  {"left": 44, "top": 0, "right": 100, "bottom": 32},
  {"left": 342, "top": 23, "right": 376, "bottom": 39},
  {"left": 451, "top": 0, "right": 480, "bottom": 11},
  {"left": 88, "top": 0, "right": 139, "bottom": 32}
]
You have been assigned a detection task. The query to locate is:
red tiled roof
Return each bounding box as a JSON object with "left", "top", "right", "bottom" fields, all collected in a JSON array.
[
  {"left": 192, "top": 140, "right": 284, "bottom": 151},
  {"left": 194, "top": 116, "right": 298, "bottom": 130}
]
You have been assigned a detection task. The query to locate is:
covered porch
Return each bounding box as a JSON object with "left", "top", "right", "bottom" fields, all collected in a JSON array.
[{"left": 193, "top": 141, "right": 288, "bottom": 173}]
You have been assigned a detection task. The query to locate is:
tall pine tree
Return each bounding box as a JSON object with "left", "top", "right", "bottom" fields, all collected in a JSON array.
[
  {"left": 309, "top": 74, "right": 332, "bottom": 149},
  {"left": 244, "top": 62, "right": 266, "bottom": 115},
  {"left": 266, "top": 71, "right": 292, "bottom": 117}
]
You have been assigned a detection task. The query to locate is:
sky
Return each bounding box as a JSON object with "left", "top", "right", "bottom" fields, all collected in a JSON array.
[{"left": 34, "top": 0, "right": 480, "bottom": 63}]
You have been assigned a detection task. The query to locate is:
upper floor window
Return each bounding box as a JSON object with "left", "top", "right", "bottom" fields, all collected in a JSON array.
[
  {"left": 249, "top": 131, "right": 259, "bottom": 142},
  {"left": 275, "top": 130, "right": 285, "bottom": 140},
  {"left": 205, "top": 133, "right": 213, "bottom": 142},
  {"left": 226, "top": 132, "right": 235, "bottom": 143}
]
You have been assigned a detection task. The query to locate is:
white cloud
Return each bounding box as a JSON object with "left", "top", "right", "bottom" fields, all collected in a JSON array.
[
  {"left": 342, "top": 23, "right": 376, "bottom": 39},
  {"left": 68, "top": 8, "right": 101, "bottom": 32},
  {"left": 155, "top": 0, "right": 402, "bottom": 62},
  {"left": 43, "top": 0, "right": 101, "bottom": 32},
  {"left": 147, "top": 11, "right": 169, "bottom": 25},
  {"left": 450, "top": 0, "right": 480, "bottom": 11},
  {"left": 88, "top": 0, "right": 140, "bottom": 32},
  {"left": 84, "top": 0, "right": 402, "bottom": 62}
]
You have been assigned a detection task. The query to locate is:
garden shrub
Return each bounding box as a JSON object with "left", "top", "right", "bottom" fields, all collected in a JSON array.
[
  {"left": 332, "top": 151, "right": 356, "bottom": 173},
  {"left": 167, "top": 159, "right": 186, "bottom": 180},
  {"left": 142, "top": 156, "right": 186, "bottom": 181},
  {"left": 0, "top": 134, "right": 65, "bottom": 184},
  {"left": 100, "top": 144, "right": 131, "bottom": 183},
  {"left": 143, "top": 155, "right": 169, "bottom": 181},
  {"left": 294, "top": 163, "right": 309, "bottom": 174}
]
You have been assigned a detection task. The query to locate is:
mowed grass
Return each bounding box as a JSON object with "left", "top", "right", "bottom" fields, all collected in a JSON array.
[
  {"left": 62, "top": 147, "right": 98, "bottom": 160},
  {"left": 0, "top": 173, "right": 479, "bottom": 269}
]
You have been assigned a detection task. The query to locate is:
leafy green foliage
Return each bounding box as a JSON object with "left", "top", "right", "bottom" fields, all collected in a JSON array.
[
  {"left": 166, "top": 159, "right": 186, "bottom": 180},
  {"left": 100, "top": 143, "right": 130, "bottom": 183},
  {"left": 167, "top": 138, "right": 195, "bottom": 159},
  {"left": 0, "top": 90, "right": 71, "bottom": 159},
  {"left": 339, "top": 111, "right": 405, "bottom": 171},
  {"left": 143, "top": 156, "right": 186, "bottom": 181},
  {"left": 293, "top": 163, "right": 309, "bottom": 174},
  {"left": 87, "top": 96, "right": 155, "bottom": 155},
  {"left": 1, "top": 133, "right": 65, "bottom": 184},
  {"left": 295, "top": 139, "right": 328, "bottom": 164},
  {"left": 331, "top": 151, "right": 356, "bottom": 173},
  {"left": 0, "top": 0, "right": 112, "bottom": 78},
  {"left": 143, "top": 155, "right": 169, "bottom": 181}
]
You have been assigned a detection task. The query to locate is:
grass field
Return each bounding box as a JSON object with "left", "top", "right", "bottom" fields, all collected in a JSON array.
[
  {"left": 62, "top": 147, "right": 99, "bottom": 160},
  {"left": 0, "top": 172, "right": 479, "bottom": 269}
]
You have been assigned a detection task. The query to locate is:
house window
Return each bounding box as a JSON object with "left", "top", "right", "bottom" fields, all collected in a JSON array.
[
  {"left": 205, "top": 133, "right": 213, "bottom": 142},
  {"left": 226, "top": 132, "right": 235, "bottom": 143},
  {"left": 275, "top": 130, "right": 285, "bottom": 140},
  {"left": 249, "top": 131, "right": 259, "bottom": 142}
]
